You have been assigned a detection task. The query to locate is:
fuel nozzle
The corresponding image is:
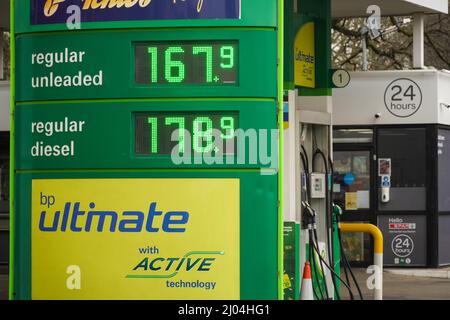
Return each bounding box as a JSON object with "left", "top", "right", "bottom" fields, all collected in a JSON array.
[
  {"left": 333, "top": 203, "right": 343, "bottom": 216},
  {"left": 302, "top": 201, "right": 316, "bottom": 217},
  {"left": 332, "top": 203, "right": 343, "bottom": 226},
  {"left": 302, "top": 201, "right": 316, "bottom": 228}
]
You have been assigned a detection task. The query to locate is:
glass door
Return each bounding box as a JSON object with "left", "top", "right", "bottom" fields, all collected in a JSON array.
[
  {"left": 333, "top": 150, "right": 371, "bottom": 214},
  {"left": 333, "top": 128, "right": 375, "bottom": 266}
]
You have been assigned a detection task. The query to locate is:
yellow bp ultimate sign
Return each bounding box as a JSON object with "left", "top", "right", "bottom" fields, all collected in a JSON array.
[
  {"left": 31, "top": 178, "right": 240, "bottom": 299},
  {"left": 294, "top": 22, "right": 315, "bottom": 88}
]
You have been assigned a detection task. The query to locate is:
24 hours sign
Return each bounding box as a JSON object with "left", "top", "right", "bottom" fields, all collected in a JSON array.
[
  {"left": 31, "top": 178, "right": 240, "bottom": 299},
  {"left": 378, "top": 215, "right": 427, "bottom": 266},
  {"left": 384, "top": 78, "right": 423, "bottom": 118}
]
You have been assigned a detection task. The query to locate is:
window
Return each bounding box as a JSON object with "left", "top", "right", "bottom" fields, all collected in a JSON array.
[
  {"left": 377, "top": 128, "right": 426, "bottom": 188},
  {"left": 377, "top": 128, "right": 426, "bottom": 211},
  {"left": 333, "top": 129, "right": 373, "bottom": 144},
  {"left": 342, "top": 231, "right": 371, "bottom": 263},
  {"left": 333, "top": 151, "right": 371, "bottom": 211}
]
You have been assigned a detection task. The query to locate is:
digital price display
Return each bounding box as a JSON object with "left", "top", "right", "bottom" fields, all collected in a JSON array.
[
  {"left": 135, "top": 112, "right": 238, "bottom": 155},
  {"left": 135, "top": 42, "right": 238, "bottom": 85}
]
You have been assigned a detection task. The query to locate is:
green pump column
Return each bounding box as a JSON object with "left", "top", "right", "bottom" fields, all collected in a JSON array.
[{"left": 11, "top": 0, "right": 283, "bottom": 300}]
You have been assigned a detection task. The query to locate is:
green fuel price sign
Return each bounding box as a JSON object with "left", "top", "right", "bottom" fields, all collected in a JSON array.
[
  {"left": 14, "top": 0, "right": 280, "bottom": 301},
  {"left": 135, "top": 42, "right": 238, "bottom": 85},
  {"left": 134, "top": 112, "right": 238, "bottom": 155}
]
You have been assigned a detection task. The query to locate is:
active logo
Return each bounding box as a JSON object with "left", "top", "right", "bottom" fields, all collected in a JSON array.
[
  {"left": 130, "top": 251, "right": 223, "bottom": 275},
  {"left": 127, "top": 250, "right": 224, "bottom": 291}
]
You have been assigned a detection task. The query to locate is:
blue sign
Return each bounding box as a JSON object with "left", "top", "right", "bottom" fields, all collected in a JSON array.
[
  {"left": 31, "top": 0, "right": 241, "bottom": 25},
  {"left": 343, "top": 173, "right": 355, "bottom": 186},
  {"left": 381, "top": 175, "right": 391, "bottom": 188}
]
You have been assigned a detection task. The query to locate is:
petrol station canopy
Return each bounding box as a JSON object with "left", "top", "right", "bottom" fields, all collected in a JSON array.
[{"left": 332, "top": 0, "right": 448, "bottom": 17}]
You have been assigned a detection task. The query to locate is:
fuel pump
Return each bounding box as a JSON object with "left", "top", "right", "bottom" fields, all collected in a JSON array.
[{"left": 283, "top": 89, "right": 363, "bottom": 300}]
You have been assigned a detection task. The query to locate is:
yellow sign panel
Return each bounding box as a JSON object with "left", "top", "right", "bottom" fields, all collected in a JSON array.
[
  {"left": 32, "top": 178, "right": 240, "bottom": 299},
  {"left": 345, "top": 192, "right": 358, "bottom": 211},
  {"left": 294, "top": 22, "right": 315, "bottom": 88}
]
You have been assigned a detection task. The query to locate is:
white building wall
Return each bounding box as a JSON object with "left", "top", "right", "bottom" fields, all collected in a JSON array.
[{"left": 332, "top": 70, "right": 445, "bottom": 126}]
